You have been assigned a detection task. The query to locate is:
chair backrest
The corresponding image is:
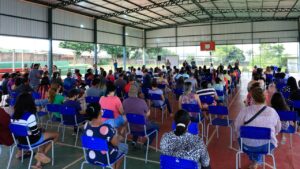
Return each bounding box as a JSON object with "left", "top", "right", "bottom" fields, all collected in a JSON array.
[
  {"left": 126, "top": 113, "right": 146, "bottom": 125},
  {"left": 208, "top": 106, "right": 229, "bottom": 115},
  {"left": 277, "top": 111, "right": 297, "bottom": 121},
  {"left": 102, "top": 109, "right": 114, "bottom": 119},
  {"left": 158, "top": 84, "right": 166, "bottom": 89},
  {"left": 9, "top": 98, "right": 16, "bottom": 106},
  {"left": 171, "top": 122, "right": 198, "bottom": 135},
  {"left": 31, "top": 92, "right": 41, "bottom": 100},
  {"left": 240, "top": 126, "right": 271, "bottom": 140},
  {"left": 85, "top": 96, "right": 100, "bottom": 104},
  {"left": 293, "top": 100, "right": 300, "bottom": 109},
  {"left": 60, "top": 106, "right": 77, "bottom": 116},
  {"left": 9, "top": 124, "right": 29, "bottom": 137},
  {"left": 181, "top": 104, "right": 201, "bottom": 113},
  {"left": 200, "top": 95, "right": 214, "bottom": 104},
  {"left": 173, "top": 88, "right": 183, "bottom": 95},
  {"left": 81, "top": 135, "right": 108, "bottom": 151},
  {"left": 266, "top": 74, "right": 273, "bottom": 81},
  {"left": 46, "top": 104, "right": 62, "bottom": 113},
  {"left": 148, "top": 93, "right": 162, "bottom": 101},
  {"left": 160, "top": 155, "right": 198, "bottom": 169},
  {"left": 10, "top": 91, "right": 19, "bottom": 98},
  {"left": 216, "top": 90, "right": 224, "bottom": 97}
]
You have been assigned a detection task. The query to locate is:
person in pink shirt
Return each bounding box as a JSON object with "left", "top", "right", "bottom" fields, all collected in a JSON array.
[{"left": 99, "top": 84, "right": 127, "bottom": 131}]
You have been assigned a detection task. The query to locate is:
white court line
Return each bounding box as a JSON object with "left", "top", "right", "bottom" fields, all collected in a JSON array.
[{"left": 62, "top": 156, "right": 84, "bottom": 169}]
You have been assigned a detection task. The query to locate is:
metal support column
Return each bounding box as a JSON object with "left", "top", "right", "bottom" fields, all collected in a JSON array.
[
  {"left": 122, "top": 26, "right": 127, "bottom": 70},
  {"left": 298, "top": 18, "right": 300, "bottom": 72},
  {"left": 93, "top": 18, "right": 98, "bottom": 75},
  {"left": 142, "top": 30, "right": 146, "bottom": 65},
  {"left": 210, "top": 21, "right": 213, "bottom": 63},
  {"left": 48, "top": 8, "right": 53, "bottom": 78},
  {"left": 251, "top": 21, "right": 254, "bottom": 67}
]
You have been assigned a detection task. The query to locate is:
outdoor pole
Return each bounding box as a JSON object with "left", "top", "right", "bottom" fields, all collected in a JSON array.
[
  {"left": 12, "top": 49, "right": 15, "bottom": 72},
  {"left": 210, "top": 21, "right": 213, "bottom": 63},
  {"left": 21, "top": 50, "right": 24, "bottom": 70},
  {"left": 122, "top": 26, "right": 126, "bottom": 70},
  {"left": 93, "top": 18, "right": 98, "bottom": 75},
  {"left": 48, "top": 8, "right": 53, "bottom": 78},
  {"left": 142, "top": 29, "right": 146, "bottom": 65},
  {"left": 298, "top": 18, "right": 300, "bottom": 72},
  {"left": 251, "top": 21, "right": 254, "bottom": 69}
]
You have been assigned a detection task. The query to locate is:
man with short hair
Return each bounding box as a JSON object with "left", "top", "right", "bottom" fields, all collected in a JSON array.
[{"left": 29, "top": 64, "right": 41, "bottom": 91}]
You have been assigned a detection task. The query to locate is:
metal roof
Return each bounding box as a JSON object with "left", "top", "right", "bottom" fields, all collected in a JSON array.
[{"left": 28, "top": 0, "right": 300, "bottom": 30}]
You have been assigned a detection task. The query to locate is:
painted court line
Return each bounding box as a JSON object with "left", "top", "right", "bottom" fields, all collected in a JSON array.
[{"left": 62, "top": 156, "right": 84, "bottom": 169}]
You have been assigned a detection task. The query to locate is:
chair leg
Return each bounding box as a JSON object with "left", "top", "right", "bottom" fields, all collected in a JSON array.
[
  {"left": 145, "top": 137, "right": 149, "bottom": 164},
  {"left": 155, "top": 132, "right": 158, "bottom": 152},
  {"left": 123, "top": 156, "right": 126, "bottom": 169},
  {"left": 206, "top": 125, "right": 210, "bottom": 144},
  {"left": 62, "top": 125, "right": 66, "bottom": 142},
  {"left": 290, "top": 134, "right": 293, "bottom": 148},
  {"left": 27, "top": 150, "right": 34, "bottom": 169},
  {"left": 271, "top": 154, "right": 277, "bottom": 169},
  {"left": 235, "top": 152, "right": 240, "bottom": 169},
  {"left": 161, "top": 108, "right": 164, "bottom": 124},
  {"left": 216, "top": 126, "right": 219, "bottom": 139},
  {"left": 200, "top": 122, "right": 204, "bottom": 140},
  {"left": 80, "top": 161, "right": 86, "bottom": 169},
  {"left": 263, "top": 156, "right": 265, "bottom": 169},
  {"left": 6, "top": 145, "right": 16, "bottom": 169},
  {"left": 75, "top": 126, "right": 80, "bottom": 146},
  {"left": 229, "top": 126, "right": 233, "bottom": 148},
  {"left": 51, "top": 141, "right": 54, "bottom": 166},
  {"left": 21, "top": 149, "right": 24, "bottom": 163}
]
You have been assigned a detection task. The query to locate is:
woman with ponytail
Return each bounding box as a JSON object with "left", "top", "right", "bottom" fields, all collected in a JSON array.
[
  {"left": 48, "top": 84, "right": 64, "bottom": 120},
  {"left": 160, "top": 109, "right": 211, "bottom": 169}
]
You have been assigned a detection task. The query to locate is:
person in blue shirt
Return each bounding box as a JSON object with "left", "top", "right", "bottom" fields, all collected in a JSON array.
[{"left": 63, "top": 72, "right": 76, "bottom": 95}]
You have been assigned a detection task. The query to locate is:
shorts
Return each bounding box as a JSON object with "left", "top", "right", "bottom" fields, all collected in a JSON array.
[
  {"left": 30, "top": 134, "right": 45, "bottom": 147},
  {"left": 103, "top": 116, "right": 125, "bottom": 128}
]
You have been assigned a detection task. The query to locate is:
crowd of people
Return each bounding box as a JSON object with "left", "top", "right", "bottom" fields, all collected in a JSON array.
[{"left": 0, "top": 59, "right": 299, "bottom": 169}]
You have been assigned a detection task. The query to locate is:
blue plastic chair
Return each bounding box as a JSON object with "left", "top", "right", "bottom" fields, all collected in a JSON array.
[
  {"left": 148, "top": 93, "right": 167, "bottom": 123},
  {"left": 207, "top": 106, "right": 233, "bottom": 147},
  {"left": 171, "top": 121, "right": 199, "bottom": 135},
  {"left": 45, "top": 104, "right": 63, "bottom": 131},
  {"left": 277, "top": 111, "right": 298, "bottom": 147},
  {"left": 200, "top": 95, "right": 214, "bottom": 105},
  {"left": 181, "top": 103, "right": 205, "bottom": 139},
  {"left": 158, "top": 84, "right": 166, "bottom": 90},
  {"left": 173, "top": 88, "right": 183, "bottom": 101},
  {"left": 141, "top": 87, "right": 150, "bottom": 100},
  {"left": 216, "top": 89, "right": 226, "bottom": 105},
  {"left": 265, "top": 74, "right": 273, "bottom": 85},
  {"left": 80, "top": 136, "right": 126, "bottom": 169},
  {"left": 60, "top": 105, "right": 86, "bottom": 146},
  {"left": 160, "top": 155, "right": 198, "bottom": 169},
  {"left": 7, "top": 124, "right": 54, "bottom": 169},
  {"left": 125, "top": 113, "right": 158, "bottom": 163},
  {"left": 236, "top": 126, "right": 276, "bottom": 169},
  {"left": 85, "top": 96, "right": 100, "bottom": 104}
]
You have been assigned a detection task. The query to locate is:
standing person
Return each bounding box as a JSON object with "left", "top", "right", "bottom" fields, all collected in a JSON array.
[
  {"left": 63, "top": 72, "right": 76, "bottom": 95},
  {"left": 191, "top": 58, "right": 196, "bottom": 69},
  {"left": 83, "top": 103, "right": 127, "bottom": 169},
  {"left": 123, "top": 85, "right": 159, "bottom": 146},
  {"left": 234, "top": 87, "right": 281, "bottom": 169},
  {"left": 113, "top": 59, "right": 118, "bottom": 71},
  {"left": 166, "top": 59, "right": 171, "bottom": 70},
  {"left": 11, "top": 92, "right": 59, "bottom": 169},
  {"left": 160, "top": 109, "right": 211, "bottom": 169},
  {"left": 114, "top": 73, "right": 127, "bottom": 90},
  {"left": 29, "top": 64, "right": 41, "bottom": 91}
]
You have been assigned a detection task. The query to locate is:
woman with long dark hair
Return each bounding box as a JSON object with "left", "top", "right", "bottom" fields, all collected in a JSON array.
[
  {"left": 12, "top": 92, "right": 59, "bottom": 169},
  {"left": 160, "top": 109, "right": 211, "bottom": 169}
]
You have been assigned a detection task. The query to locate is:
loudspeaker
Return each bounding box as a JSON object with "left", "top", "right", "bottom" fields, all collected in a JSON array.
[{"left": 157, "top": 55, "right": 161, "bottom": 61}]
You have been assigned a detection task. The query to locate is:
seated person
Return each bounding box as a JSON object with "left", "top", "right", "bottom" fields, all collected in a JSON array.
[
  {"left": 63, "top": 72, "right": 76, "bottom": 95},
  {"left": 11, "top": 92, "right": 59, "bottom": 169},
  {"left": 148, "top": 80, "right": 172, "bottom": 116},
  {"left": 123, "top": 85, "right": 159, "bottom": 146},
  {"left": 63, "top": 89, "right": 86, "bottom": 134},
  {"left": 48, "top": 84, "right": 64, "bottom": 120},
  {"left": 179, "top": 82, "right": 203, "bottom": 121},
  {"left": 99, "top": 84, "right": 126, "bottom": 130},
  {"left": 234, "top": 87, "right": 281, "bottom": 169},
  {"left": 196, "top": 81, "right": 218, "bottom": 108},
  {"left": 160, "top": 109, "right": 211, "bottom": 169},
  {"left": 0, "top": 91, "right": 13, "bottom": 147},
  {"left": 213, "top": 77, "right": 225, "bottom": 103},
  {"left": 114, "top": 73, "right": 127, "bottom": 91},
  {"left": 83, "top": 103, "right": 128, "bottom": 169},
  {"left": 85, "top": 78, "right": 103, "bottom": 97}
]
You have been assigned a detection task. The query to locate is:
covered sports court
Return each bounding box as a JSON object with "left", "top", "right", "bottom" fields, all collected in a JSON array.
[{"left": 0, "top": 0, "right": 300, "bottom": 169}]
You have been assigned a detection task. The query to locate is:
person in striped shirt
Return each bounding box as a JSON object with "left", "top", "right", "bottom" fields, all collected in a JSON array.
[{"left": 11, "top": 92, "right": 59, "bottom": 169}]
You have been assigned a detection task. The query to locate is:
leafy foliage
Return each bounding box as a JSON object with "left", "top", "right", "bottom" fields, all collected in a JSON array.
[{"left": 213, "top": 45, "right": 245, "bottom": 63}]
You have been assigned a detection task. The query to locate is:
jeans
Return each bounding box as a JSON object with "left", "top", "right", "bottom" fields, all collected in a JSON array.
[
  {"left": 132, "top": 122, "right": 159, "bottom": 145},
  {"left": 238, "top": 139, "right": 275, "bottom": 164}
]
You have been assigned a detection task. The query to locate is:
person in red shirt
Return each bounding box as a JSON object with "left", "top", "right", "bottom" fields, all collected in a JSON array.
[{"left": 0, "top": 91, "right": 13, "bottom": 147}]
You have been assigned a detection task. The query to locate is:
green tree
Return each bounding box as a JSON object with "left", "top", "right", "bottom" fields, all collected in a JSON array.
[
  {"left": 59, "top": 41, "right": 94, "bottom": 63},
  {"left": 146, "top": 47, "right": 175, "bottom": 59},
  {"left": 213, "top": 45, "right": 245, "bottom": 63}
]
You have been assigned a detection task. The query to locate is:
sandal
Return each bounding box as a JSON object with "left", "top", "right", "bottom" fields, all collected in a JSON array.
[{"left": 34, "top": 153, "right": 51, "bottom": 164}]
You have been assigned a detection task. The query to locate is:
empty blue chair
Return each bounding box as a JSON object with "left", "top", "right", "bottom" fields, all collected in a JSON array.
[
  {"left": 207, "top": 106, "right": 233, "bottom": 147},
  {"left": 80, "top": 136, "right": 126, "bottom": 169},
  {"left": 171, "top": 121, "right": 198, "bottom": 135},
  {"left": 125, "top": 113, "right": 158, "bottom": 163},
  {"left": 200, "top": 95, "right": 214, "bottom": 105},
  {"left": 85, "top": 96, "right": 100, "bottom": 104},
  {"left": 148, "top": 93, "right": 167, "bottom": 123},
  {"left": 236, "top": 126, "right": 276, "bottom": 169},
  {"left": 277, "top": 111, "right": 298, "bottom": 147},
  {"left": 60, "top": 105, "right": 86, "bottom": 146},
  {"left": 45, "top": 104, "right": 62, "bottom": 130},
  {"left": 182, "top": 103, "right": 205, "bottom": 139},
  {"left": 7, "top": 124, "right": 54, "bottom": 169},
  {"left": 160, "top": 155, "right": 198, "bottom": 169}
]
